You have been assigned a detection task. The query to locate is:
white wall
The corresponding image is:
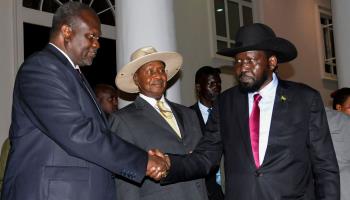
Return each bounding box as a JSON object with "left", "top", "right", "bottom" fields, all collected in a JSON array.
[
  {"left": 259, "top": 0, "right": 337, "bottom": 106},
  {"left": 0, "top": 0, "right": 15, "bottom": 145}
]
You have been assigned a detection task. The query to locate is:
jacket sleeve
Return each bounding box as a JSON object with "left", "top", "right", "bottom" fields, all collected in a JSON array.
[
  {"left": 161, "top": 101, "right": 223, "bottom": 184},
  {"left": 308, "top": 92, "right": 340, "bottom": 200},
  {"left": 18, "top": 57, "right": 148, "bottom": 183}
]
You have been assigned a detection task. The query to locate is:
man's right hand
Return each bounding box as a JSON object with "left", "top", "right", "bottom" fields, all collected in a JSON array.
[{"left": 146, "top": 149, "right": 170, "bottom": 181}]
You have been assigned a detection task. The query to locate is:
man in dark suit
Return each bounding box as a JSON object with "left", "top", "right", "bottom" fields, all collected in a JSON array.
[
  {"left": 159, "top": 23, "right": 340, "bottom": 200},
  {"left": 190, "top": 66, "right": 224, "bottom": 200},
  {"left": 111, "top": 46, "right": 208, "bottom": 200},
  {"left": 2, "top": 2, "right": 168, "bottom": 200}
]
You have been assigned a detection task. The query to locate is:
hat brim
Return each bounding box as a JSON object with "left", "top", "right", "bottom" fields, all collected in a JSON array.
[
  {"left": 217, "top": 37, "right": 297, "bottom": 63},
  {"left": 116, "top": 52, "right": 183, "bottom": 93}
]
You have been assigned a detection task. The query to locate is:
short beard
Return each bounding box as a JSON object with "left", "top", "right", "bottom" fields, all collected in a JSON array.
[{"left": 237, "top": 72, "right": 268, "bottom": 93}]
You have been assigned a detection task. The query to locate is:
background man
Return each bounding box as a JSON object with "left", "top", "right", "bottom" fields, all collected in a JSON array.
[
  {"left": 190, "top": 66, "right": 224, "bottom": 200},
  {"left": 111, "top": 46, "right": 208, "bottom": 200},
  {"left": 2, "top": 2, "right": 167, "bottom": 200},
  {"left": 160, "top": 23, "right": 340, "bottom": 200},
  {"left": 94, "top": 83, "right": 118, "bottom": 117},
  {"left": 327, "top": 87, "right": 350, "bottom": 200}
]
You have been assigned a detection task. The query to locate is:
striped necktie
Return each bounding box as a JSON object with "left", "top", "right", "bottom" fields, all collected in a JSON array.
[{"left": 156, "top": 100, "right": 181, "bottom": 138}]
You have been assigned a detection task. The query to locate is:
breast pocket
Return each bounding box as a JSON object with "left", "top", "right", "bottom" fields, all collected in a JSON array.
[{"left": 42, "top": 166, "right": 90, "bottom": 200}]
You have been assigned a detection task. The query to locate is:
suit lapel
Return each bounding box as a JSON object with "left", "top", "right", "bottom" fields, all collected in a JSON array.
[
  {"left": 168, "top": 101, "right": 185, "bottom": 139},
  {"left": 235, "top": 90, "right": 256, "bottom": 168},
  {"left": 262, "top": 80, "right": 290, "bottom": 166},
  {"left": 45, "top": 44, "right": 108, "bottom": 124},
  {"left": 193, "top": 103, "right": 206, "bottom": 132},
  {"left": 134, "top": 97, "right": 182, "bottom": 140}
]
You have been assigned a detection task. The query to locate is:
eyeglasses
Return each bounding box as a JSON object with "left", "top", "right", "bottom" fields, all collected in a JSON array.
[
  {"left": 86, "top": 33, "right": 99, "bottom": 41},
  {"left": 233, "top": 58, "right": 259, "bottom": 66}
]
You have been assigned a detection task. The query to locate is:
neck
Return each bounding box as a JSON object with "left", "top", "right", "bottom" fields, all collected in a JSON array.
[{"left": 199, "top": 98, "right": 213, "bottom": 108}]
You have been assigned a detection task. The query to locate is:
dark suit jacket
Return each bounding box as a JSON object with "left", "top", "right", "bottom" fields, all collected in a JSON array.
[
  {"left": 2, "top": 44, "right": 148, "bottom": 200},
  {"left": 110, "top": 97, "right": 208, "bottom": 200},
  {"left": 190, "top": 103, "right": 224, "bottom": 200},
  {"left": 164, "top": 80, "right": 340, "bottom": 200}
]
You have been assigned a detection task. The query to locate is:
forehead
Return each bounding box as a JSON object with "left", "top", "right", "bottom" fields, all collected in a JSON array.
[
  {"left": 235, "top": 50, "right": 265, "bottom": 58},
  {"left": 201, "top": 74, "right": 220, "bottom": 82},
  {"left": 139, "top": 60, "right": 165, "bottom": 70},
  {"left": 75, "top": 10, "right": 101, "bottom": 33}
]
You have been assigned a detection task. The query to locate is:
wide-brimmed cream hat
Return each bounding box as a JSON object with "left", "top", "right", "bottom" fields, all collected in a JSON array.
[{"left": 116, "top": 46, "right": 183, "bottom": 93}]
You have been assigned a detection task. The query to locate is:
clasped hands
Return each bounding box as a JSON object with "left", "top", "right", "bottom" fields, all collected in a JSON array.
[{"left": 146, "top": 149, "right": 170, "bottom": 181}]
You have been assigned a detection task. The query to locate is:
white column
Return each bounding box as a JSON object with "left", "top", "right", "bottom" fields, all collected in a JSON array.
[
  {"left": 332, "top": 0, "right": 350, "bottom": 88},
  {"left": 116, "top": 0, "right": 181, "bottom": 108},
  {"left": 0, "top": 0, "right": 15, "bottom": 144}
]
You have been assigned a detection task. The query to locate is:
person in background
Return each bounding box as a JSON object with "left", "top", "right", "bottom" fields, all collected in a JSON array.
[
  {"left": 2, "top": 2, "right": 168, "bottom": 200},
  {"left": 326, "top": 87, "right": 350, "bottom": 200},
  {"left": 158, "top": 23, "right": 339, "bottom": 200},
  {"left": 111, "top": 46, "right": 208, "bottom": 200},
  {"left": 331, "top": 87, "right": 350, "bottom": 116},
  {"left": 94, "top": 83, "right": 119, "bottom": 117},
  {"left": 190, "top": 66, "right": 224, "bottom": 200}
]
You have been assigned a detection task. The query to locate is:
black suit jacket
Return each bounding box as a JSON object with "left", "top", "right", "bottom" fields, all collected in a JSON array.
[
  {"left": 2, "top": 44, "right": 148, "bottom": 200},
  {"left": 164, "top": 80, "right": 340, "bottom": 200},
  {"left": 190, "top": 103, "right": 224, "bottom": 200}
]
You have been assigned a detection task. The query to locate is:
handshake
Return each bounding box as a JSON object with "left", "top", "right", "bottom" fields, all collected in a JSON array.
[{"left": 146, "top": 149, "right": 171, "bottom": 181}]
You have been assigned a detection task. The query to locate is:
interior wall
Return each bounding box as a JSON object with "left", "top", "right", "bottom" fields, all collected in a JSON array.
[
  {"left": 173, "top": 0, "right": 336, "bottom": 107},
  {"left": 259, "top": 0, "right": 337, "bottom": 106},
  {"left": 173, "top": 0, "right": 234, "bottom": 106},
  {"left": 0, "top": 0, "right": 15, "bottom": 145}
]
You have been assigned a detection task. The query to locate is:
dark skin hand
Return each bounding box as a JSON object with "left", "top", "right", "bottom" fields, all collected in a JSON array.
[{"left": 146, "top": 149, "right": 170, "bottom": 181}]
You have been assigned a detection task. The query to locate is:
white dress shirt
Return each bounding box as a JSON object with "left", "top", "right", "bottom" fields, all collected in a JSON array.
[
  {"left": 248, "top": 73, "right": 278, "bottom": 165},
  {"left": 49, "top": 43, "right": 82, "bottom": 72},
  {"left": 198, "top": 101, "right": 210, "bottom": 123}
]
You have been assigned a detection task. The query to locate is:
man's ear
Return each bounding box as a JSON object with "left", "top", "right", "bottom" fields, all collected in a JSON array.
[
  {"left": 61, "top": 24, "right": 72, "bottom": 42},
  {"left": 133, "top": 73, "right": 139, "bottom": 87},
  {"left": 268, "top": 55, "right": 278, "bottom": 71},
  {"left": 336, "top": 104, "right": 342, "bottom": 111},
  {"left": 195, "top": 83, "right": 201, "bottom": 96}
]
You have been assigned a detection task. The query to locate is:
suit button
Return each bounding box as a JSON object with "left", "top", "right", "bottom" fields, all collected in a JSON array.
[{"left": 255, "top": 171, "right": 263, "bottom": 177}]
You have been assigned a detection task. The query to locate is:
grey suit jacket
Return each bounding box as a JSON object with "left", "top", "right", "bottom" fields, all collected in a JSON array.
[
  {"left": 2, "top": 45, "right": 148, "bottom": 200},
  {"left": 110, "top": 96, "right": 208, "bottom": 200},
  {"left": 326, "top": 107, "right": 350, "bottom": 200}
]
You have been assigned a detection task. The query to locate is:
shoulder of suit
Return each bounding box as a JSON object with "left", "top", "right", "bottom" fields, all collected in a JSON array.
[
  {"left": 189, "top": 103, "right": 197, "bottom": 109},
  {"left": 279, "top": 80, "right": 319, "bottom": 97},
  {"left": 168, "top": 101, "right": 197, "bottom": 113},
  {"left": 116, "top": 102, "right": 137, "bottom": 115}
]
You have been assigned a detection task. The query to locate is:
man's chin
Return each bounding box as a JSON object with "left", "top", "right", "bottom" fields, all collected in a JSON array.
[{"left": 238, "top": 82, "right": 259, "bottom": 93}]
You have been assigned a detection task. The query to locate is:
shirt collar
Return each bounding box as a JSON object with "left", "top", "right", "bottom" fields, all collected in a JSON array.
[
  {"left": 139, "top": 93, "right": 165, "bottom": 106},
  {"left": 249, "top": 72, "right": 279, "bottom": 99},
  {"left": 49, "top": 43, "right": 80, "bottom": 70},
  {"left": 198, "top": 101, "right": 210, "bottom": 111}
]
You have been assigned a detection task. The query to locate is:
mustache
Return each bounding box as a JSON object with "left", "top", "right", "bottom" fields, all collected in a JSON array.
[
  {"left": 150, "top": 79, "right": 165, "bottom": 85},
  {"left": 239, "top": 72, "right": 254, "bottom": 78}
]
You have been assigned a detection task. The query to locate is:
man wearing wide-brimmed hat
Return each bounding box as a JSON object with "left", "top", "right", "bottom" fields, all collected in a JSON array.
[
  {"left": 110, "top": 46, "right": 208, "bottom": 200},
  {"left": 161, "top": 23, "right": 340, "bottom": 200}
]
